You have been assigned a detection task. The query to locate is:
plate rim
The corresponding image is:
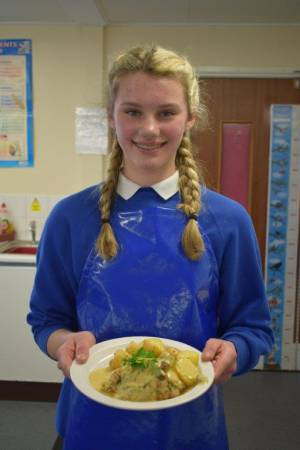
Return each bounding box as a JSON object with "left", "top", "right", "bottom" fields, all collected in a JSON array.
[{"left": 70, "top": 336, "right": 215, "bottom": 411}]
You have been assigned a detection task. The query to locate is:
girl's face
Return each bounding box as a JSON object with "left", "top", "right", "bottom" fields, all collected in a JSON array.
[{"left": 110, "top": 72, "right": 195, "bottom": 185}]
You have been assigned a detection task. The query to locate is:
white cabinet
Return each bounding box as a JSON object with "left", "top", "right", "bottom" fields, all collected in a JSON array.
[{"left": 0, "top": 263, "right": 62, "bottom": 382}]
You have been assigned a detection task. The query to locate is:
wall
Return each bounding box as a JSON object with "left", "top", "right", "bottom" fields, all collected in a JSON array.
[
  {"left": 1, "top": 23, "right": 300, "bottom": 198},
  {"left": 0, "top": 25, "right": 105, "bottom": 196},
  {"left": 104, "top": 25, "right": 300, "bottom": 71}
]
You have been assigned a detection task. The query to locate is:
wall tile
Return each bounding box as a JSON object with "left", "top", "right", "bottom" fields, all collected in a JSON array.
[{"left": 0, "top": 193, "right": 63, "bottom": 242}]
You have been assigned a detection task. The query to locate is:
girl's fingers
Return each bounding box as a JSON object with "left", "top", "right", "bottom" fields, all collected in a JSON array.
[
  {"left": 56, "top": 337, "right": 77, "bottom": 377},
  {"left": 201, "top": 338, "right": 222, "bottom": 361},
  {"left": 75, "top": 332, "right": 95, "bottom": 363},
  {"left": 202, "top": 338, "right": 237, "bottom": 384},
  {"left": 213, "top": 342, "right": 237, "bottom": 383},
  {"left": 57, "top": 331, "right": 96, "bottom": 378}
]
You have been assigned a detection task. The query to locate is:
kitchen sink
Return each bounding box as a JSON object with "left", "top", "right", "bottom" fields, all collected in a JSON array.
[
  {"left": 3, "top": 246, "right": 37, "bottom": 255},
  {"left": 0, "top": 240, "right": 38, "bottom": 255}
]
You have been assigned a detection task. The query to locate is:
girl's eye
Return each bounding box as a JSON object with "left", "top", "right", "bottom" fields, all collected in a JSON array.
[
  {"left": 125, "top": 110, "right": 141, "bottom": 117},
  {"left": 160, "top": 110, "right": 175, "bottom": 118}
]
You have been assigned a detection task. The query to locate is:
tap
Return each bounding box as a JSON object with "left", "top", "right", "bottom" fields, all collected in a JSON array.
[{"left": 29, "top": 220, "right": 37, "bottom": 243}]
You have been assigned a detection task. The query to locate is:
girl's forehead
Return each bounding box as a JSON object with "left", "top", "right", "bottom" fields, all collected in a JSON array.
[{"left": 115, "top": 72, "right": 186, "bottom": 104}]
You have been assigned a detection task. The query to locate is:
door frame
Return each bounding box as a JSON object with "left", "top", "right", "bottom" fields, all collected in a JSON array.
[{"left": 196, "top": 67, "right": 300, "bottom": 79}]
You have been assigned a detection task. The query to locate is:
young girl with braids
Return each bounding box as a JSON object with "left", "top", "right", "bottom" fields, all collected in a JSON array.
[{"left": 28, "top": 45, "right": 273, "bottom": 450}]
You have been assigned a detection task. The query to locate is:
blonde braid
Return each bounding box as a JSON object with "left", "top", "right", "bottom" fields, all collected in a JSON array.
[
  {"left": 176, "top": 135, "right": 205, "bottom": 260},
  {"left": 95, "top": 137, "right": 123, "bottom": 260}
]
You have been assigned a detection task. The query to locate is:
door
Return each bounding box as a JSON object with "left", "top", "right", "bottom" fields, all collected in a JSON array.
[
  {"left": 192, "top": 77, "right": 300, "bottom": 264},
  {"left": 192, "top": 78, "right": 300, "bottom": 370}
]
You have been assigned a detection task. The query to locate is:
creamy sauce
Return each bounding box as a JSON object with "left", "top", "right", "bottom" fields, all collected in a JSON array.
[{"left": 89, "top": 339, "right": 207, "bottom": 402}]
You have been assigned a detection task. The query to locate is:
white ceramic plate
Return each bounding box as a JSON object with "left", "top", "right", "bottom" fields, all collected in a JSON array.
[{"left": 70, "top": 336, "right": 215, "bottom": 411}]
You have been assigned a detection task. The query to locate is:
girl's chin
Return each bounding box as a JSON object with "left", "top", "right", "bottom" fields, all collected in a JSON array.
[{"left": 126, "top": 161, "right": 176, "bottom": 178}]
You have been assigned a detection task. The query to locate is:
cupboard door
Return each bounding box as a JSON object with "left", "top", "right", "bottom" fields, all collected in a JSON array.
[{"left": 0, "top": 264, "right": 62, "bottom": 382}]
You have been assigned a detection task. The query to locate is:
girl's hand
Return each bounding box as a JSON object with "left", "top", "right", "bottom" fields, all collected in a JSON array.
[
  {"left": 201, "top": 338, "right": 237, "bottom": 384},
  {"left": 48, "top": 330, "right": 96, "bottom": 378}
]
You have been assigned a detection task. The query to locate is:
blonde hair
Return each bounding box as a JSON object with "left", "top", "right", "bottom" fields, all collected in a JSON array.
[{"left": 96, "top": 45, "right": 207, "bottom": 261}]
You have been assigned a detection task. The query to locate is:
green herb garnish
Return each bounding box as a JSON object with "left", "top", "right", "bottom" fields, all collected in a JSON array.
[{"left": 123, "top": 347, "right": 158, "bottom": 369}]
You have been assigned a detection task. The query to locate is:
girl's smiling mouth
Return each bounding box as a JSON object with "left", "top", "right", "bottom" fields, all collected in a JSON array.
[{"left": 133, "top": 141, "right": 166, "bottom": 150}]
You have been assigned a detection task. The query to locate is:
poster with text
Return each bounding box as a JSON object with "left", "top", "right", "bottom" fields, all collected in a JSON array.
[
  {"left": 0, "top": 39, "right": 33, "bottom": 167},
  {"left": 263, "top": 104, "right": 300, "bottom": 371}
]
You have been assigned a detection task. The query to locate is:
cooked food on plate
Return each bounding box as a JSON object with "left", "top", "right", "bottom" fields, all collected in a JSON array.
[{"left": 89, "top": 338, "right": 208, "bottom": 402}]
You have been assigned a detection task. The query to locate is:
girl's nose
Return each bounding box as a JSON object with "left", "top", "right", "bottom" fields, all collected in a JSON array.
[{"left": 139, "top": 116, "right": 160, "bottom": 138}]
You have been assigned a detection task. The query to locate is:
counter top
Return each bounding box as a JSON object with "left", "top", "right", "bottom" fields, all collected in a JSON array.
[{"left": 0, "top": 253, "right": 36, "bottom": 265}]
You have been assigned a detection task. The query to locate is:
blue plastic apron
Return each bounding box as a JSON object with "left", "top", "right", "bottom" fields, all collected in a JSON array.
[{"left": 63, "top": 201, "right": 229, "bottom": 450}]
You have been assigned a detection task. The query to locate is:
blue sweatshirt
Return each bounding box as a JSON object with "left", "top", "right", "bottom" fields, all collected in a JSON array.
[{"left": 27, "top": 185, "right": 273, "bottom": 434}]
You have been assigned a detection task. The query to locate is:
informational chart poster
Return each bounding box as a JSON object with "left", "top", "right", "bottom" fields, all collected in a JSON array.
[
  {"left": 264, "top": 105, "right": 300, "bottom": 371},
  {"left": 0, "top": 39, "right": 33, "bottom": 167}
]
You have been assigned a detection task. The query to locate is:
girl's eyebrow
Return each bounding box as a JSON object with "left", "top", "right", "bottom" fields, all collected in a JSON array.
[
  {"left": 159, "top": 103, "right": 180, "bottom": 109},
  {"left": 120, "top": 102, "right": 141, "bottom": 107},
  {"left": 120, "top": 102, "right": 180, "bottom": 109}
]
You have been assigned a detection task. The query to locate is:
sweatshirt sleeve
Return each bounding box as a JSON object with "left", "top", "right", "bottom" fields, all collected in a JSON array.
[
  {"left": 27, "top": 200, "right": 79, "bottom": 356},
  {"left": 205, "top": 194, "right": 274, "bottom": 375}
]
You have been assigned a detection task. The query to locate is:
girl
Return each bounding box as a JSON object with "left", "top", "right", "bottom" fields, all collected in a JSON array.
[{"left": 28, "top": 45, "right": 273, "bottom": 450}]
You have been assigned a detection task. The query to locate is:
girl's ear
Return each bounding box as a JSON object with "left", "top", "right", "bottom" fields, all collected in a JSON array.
[
  {"left": 107, "top": 107, "right": 115, "bottom": 129},
  {"left": 185, "top": 114, "right": 196, "bottom": 132},
  {"left": 108, "top": 115, "right": 115, "bottom": 129}
]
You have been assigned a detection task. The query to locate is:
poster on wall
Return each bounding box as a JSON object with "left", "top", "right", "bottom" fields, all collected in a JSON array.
[
  {"left": 263, "top": 104, "right": 300, "bottom": 371},
  {"left": 75, "top": 107, "right": 108, "bottom": 155},
  {"left": 0, "top": 39, "right": 33, "bottom": 168}
]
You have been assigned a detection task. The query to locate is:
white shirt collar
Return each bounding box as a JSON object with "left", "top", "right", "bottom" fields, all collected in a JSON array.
[{"left": 117, "top": 171, "right": 179, "bottom": 200}]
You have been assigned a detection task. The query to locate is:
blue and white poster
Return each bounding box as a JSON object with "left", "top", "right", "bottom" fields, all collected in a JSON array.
[
  {"left": 264, "top": 105, "right": 300, "bottom": 371},
  {"left": 0, "top": 39, "right": 33, "bottom": 167}
]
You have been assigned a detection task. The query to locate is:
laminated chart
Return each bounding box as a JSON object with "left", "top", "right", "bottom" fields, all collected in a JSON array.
[
  {"left": 264, "top": 105, "right": 300, "bottom": 371},
  {"left": 0, "top": 39, "right": 33, "bottom": 167}
]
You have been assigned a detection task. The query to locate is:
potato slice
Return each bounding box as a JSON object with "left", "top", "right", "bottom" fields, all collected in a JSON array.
[
  {"left": 89, "top": 367, "right": 111, "bottom": 391},
  {"left": 175, "top": 357, "right": 199, "bottom": 387},
  {"left": 126, "top": 341, "right": 143, "bottom": 354},
  {"left": 177, "top": 350, "right": 199, "bottom": 366},
  {"left": 143, "top": 338, "right": 165, "bottom": 356},
  {"left": 167, "top": 369, "right": 185, "bottom": 390},
  {"left": 167, "top": 346, "right": 180, "bottom": 358},
  {"left": 109, "top": 349, "right": 129, "bottom": 369}
]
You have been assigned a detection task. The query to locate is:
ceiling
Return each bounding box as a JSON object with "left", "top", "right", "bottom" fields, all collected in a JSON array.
[{"left": 1, "top": 0, "right": 300, "bottom": 26}]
